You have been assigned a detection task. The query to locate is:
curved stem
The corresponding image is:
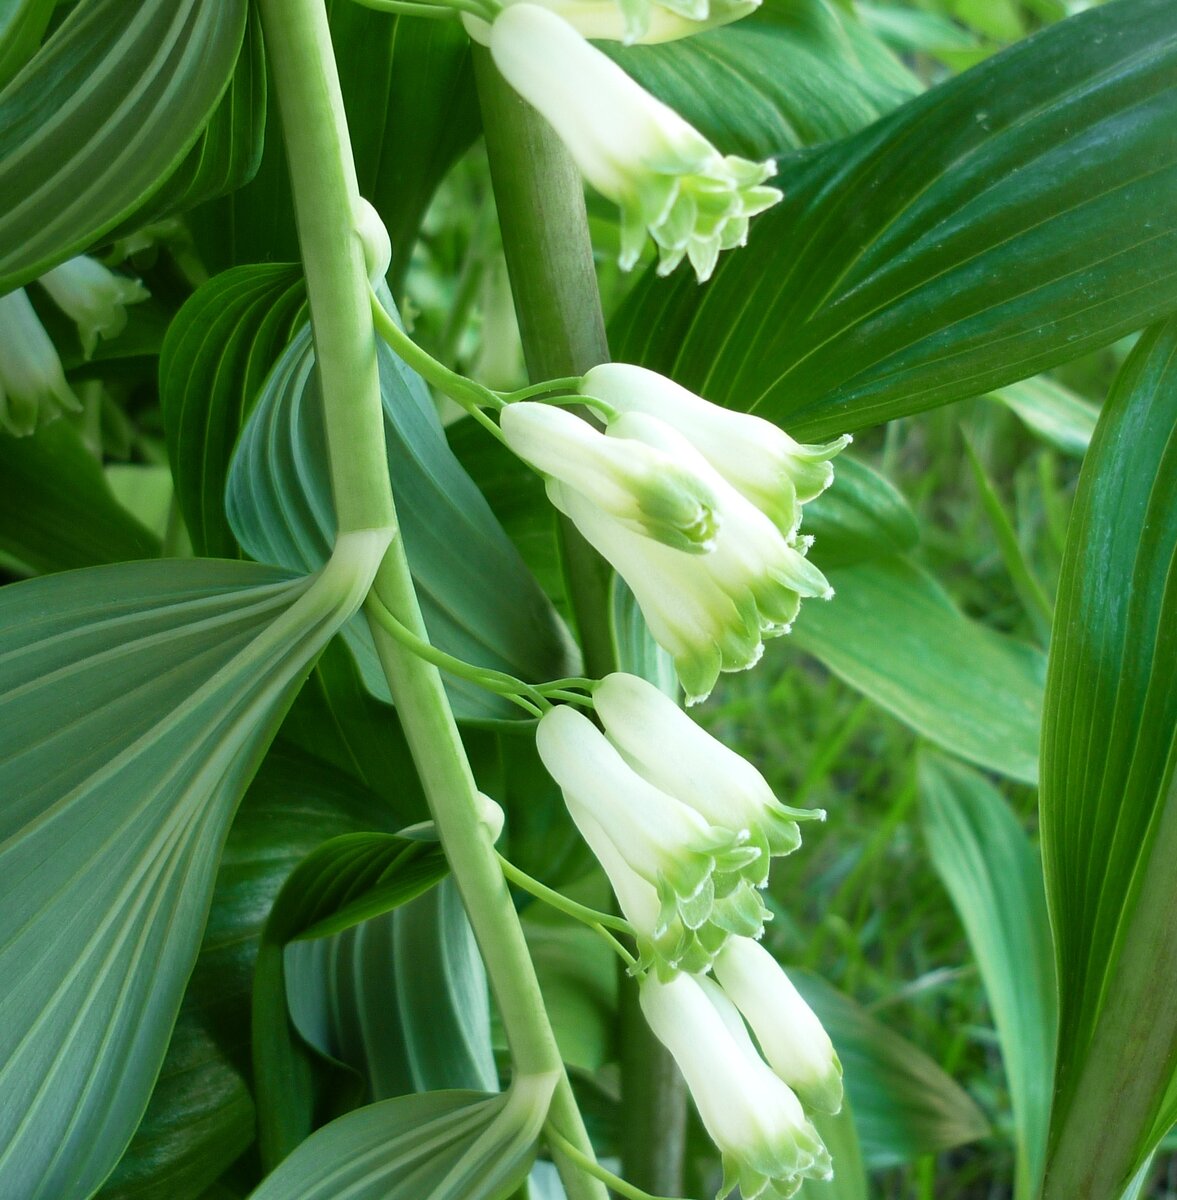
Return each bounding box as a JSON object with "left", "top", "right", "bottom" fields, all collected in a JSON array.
[
  {"left": 497, "top": 854, "right": 634, "bottom": 937},
  {"left": 544, "top": 1126, "right": 684, "bottom": 1200},
  {"left": 499, "top": 375, "right": 585, "bottom": 402}
]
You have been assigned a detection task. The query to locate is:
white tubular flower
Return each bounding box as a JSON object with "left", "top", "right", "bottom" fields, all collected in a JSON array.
[
  {"left": 640, "top": 972, "right": 832, "bottom": 1199},
  {"left": 500, "top": 401, "right": 720, "bottom": 552},
  {"left": 536, "top": 705, "right": 766, "bottom": 963},
  {"left": 714, "top": 938, "right": 843, "bottom": 1115},
  {"left": 594, "top": 673, "right": 823, "bottom": 863},
  {"left": 0, "top": 288, "right": 81, "bottom": 437},
  {"left": 38, "top": 255, "right": 149, "bottom": 360},
  {"left": 467, "top": 0, "right": 759, "bottom": 46},
  {"left": 550, "top": 416, "right": 831, "bottom": 703},
  {"left": 487, "top": 4, "right": 781, "bottom": 281},
  {"left": 582, "top": 363, "right": 850, "bottom": 538}
]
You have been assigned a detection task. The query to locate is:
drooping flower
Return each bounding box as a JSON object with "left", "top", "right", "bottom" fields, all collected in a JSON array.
[
  {"left": 468, "top": 0, "right": 759, "bottom": 47},
  {"left": 500, "top": 401, "right": 720, "bottom": 552},
  {"left": 545, "top": 412, "right": 831, "bottom": 702},
  {"left": 535, "top": 704, "right": 768, "bottom": 973},
  {"left": 593, "top": 672, "right": 823, "bottom": 864},
  {"left": 487, "top": 4, "right": 781, "bottom": 281},
  {"left": 640, "top": 971, "right": 832, "bottom": 1199},
  {"left": 713, "top": 937, "right": 843, "bottom": 1115},
  {"left": 581, "top": 363, "right": 850, "bottom": 538},
  {"left": 37, "top": 255, "right": 148, "bottom": 360},
  {"left": 0, "top": 288, "right": 81, "bottom": 437}
]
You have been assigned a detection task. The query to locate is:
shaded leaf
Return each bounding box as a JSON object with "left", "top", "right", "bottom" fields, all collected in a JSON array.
[
  {"left": 159, "top": 263, "right": 305, "bottom": 558},
  {"left": 795, "top": 1103, "right": 868, "bottom": 1200},
  {"left": 611, "top": 0, "right": 1177, "bottom": 440},
  {"left": 0, "top": 531, "right": 386, "bottom": 1200},
  {"left": 791, "top": 971, "right": 990, "bottom": 1166},
  {"left": 0, "top": 0, "right": 248, "bottom": 290},
  {"left": 226, "top": 314, "right": 577, "bottom": 721},
  {"left": 790, "top": 556, "right": 1044, "bottom": 783},
  {"left": 0, "top": 420, "right": 160, "bottom": 573},
  {"left": 1040, "top": 319, "right": 1177, "bottom": 1198},
  {"left": 0, "top": 0, "right": 54, "bottom": 88},
  {"left": 920, "top": 752, "right": 1056, "bottom": 1200},
  {"left": 989, "top": 375, "right": 1099, "bottom": 458}
]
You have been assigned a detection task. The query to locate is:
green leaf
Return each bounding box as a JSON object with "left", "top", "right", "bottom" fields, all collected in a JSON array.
[
  {"left": 1039, "top": 319, "right": 1177, "bottom": 1198},
  {"left": 0, "top": 532, "right": 386, "bottom": 1200},
  {"left": 791, "top": 970, "right": 990, "bottom": 1166},
  {"left": 989, "top": 375, "right": 1099, "bottom": 458},
  {"left": 226, "top": 315, "right": 578, "bottom": 721},
  {"left": 159, "top": 263, "right": 307, "bottom": 557},
  {"left": 610, "top": 0, "right": 1177, "bottom": 440},
  {"left": 0, "top": 0, "right": 55, "bottom": 88},
  {"left": 919, "top": 752, "right": 1056, "bottom": 1200},
  {"left": 102, "top": 744, "right": 399, "bottom": 1200},
  {"left": 0, "top": 0, "right": 249, "bottom": 290},
  {"left": 802, "top": 455, "right": 919, "bottom": 571},
  {"left": 603, "top": 0, "right": 918, "bottom": 159},
  {"left": 0, "top": 420, "right": 160, "bottom": 573},
  {"left": 795, "top": 1103, "right": 868, "bottom": 1200},
  {"left": 247, "top": 1081, "right": 553, "bottom": 1200},
  {"left": 790, "top": 556, "right": 1045, "bottom": 783}
]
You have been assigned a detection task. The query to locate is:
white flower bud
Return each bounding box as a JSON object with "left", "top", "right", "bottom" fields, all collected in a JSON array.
[
  {"left": 38, "top": 255, "right": 148, "bottom": 360},
  {"left": 487, "top": 4, "right": 780, "bottom": 281},
  {"left": 0, "top": 288, "right": 81, "bottom": 437},
  {"left": 500, "top": 402, "right": 720, "bottom": 552},
  {"left": 594, "top": 673, "right": 822, "bottom": 861},
  {"left": 581, "top": 363, "right": 850, "bottom": 537},
  {"left": 640, "top": 971, "right": 832, "bottom": 1198},
  {"left": 714, "top": 938, "right": 843, "bottom": 1115}
]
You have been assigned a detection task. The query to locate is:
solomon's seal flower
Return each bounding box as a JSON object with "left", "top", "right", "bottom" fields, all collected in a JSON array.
[
  {"left": 581, "top": 363, "right": 850, "bottom": 538},
  {"left": 37, "top": 255, "right": 148, "bottom": 360},
  {"left": 500, "top": 400, "right": 720, "bottom": 552},
  {"left": 593, "top": 672, "right": 823, "bottom": 865},
  {"left": 535, "top": 704, "right": 769, "bottom": 973},
  {"left": 640, "top": 971, "right": 832, "bottom": 1199},
  {"left": 487, "top": 4, "right": 781, "bottom": 281},
  {"left": 0, "top": 288, "right": 81, "bottom": 437},
  {"left": 714, "top": 937, "right": 843, "bottom": 1115}
]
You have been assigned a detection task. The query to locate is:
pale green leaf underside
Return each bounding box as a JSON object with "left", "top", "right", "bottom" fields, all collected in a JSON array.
[
  {"left": 248, "top": 1086, "right": 542, "bottom": 1200},
  {"left": 226, "top": 317, "right": 578, "bottom": 721},
  {"left": 0, "top": 535, "right": 384, "bottom": 1200},
  {"left": 0, "top": 0, "right": 247, "bottom": 290},
  {"left": 920, "top": 753, "right": 1056, "bottom": 1200},
  {"left": 791, "top": 556, "right": 1044, "bottom": 783}
]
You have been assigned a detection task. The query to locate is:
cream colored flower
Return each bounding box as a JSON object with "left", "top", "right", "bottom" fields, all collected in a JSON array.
[
  {"left": 38, "top": 255, "right": 148, "bottom": 360},
  {"left": 0, "top": 289, "right": 80, "bottom": 437}
]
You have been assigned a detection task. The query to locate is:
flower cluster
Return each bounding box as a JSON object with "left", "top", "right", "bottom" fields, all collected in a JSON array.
[
  {"left": 485, "top": 3, "right": 780, "bottom": 281},
  {"left": 501, "top": 366, "right": 847, "bottom": 703},
  {"left": 536, "top": 675, "right": 841, "bottom": 1196},
  {"left": 0, "top": 255, "right": 148, "bottom": 437}
]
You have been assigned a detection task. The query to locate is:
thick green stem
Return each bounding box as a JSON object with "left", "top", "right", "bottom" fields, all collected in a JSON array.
[
  {"left": 261, "top": 5, "right": 603, "bottom": 1197},
  {"left": 256, "top": 0, "right": 394, "bottom": 536},
  {"left": 473, "top": 46, "right": 688, "bottom": 1197}
]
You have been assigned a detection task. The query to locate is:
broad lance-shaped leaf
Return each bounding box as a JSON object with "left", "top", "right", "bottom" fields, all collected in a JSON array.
[
  {"left": 0, "top": 529, "right": 389, "bottom": 1200},
  {"left": 248, "top": 1074, "right": 557, "bottom": 1200},
  {"left": 0, "top": 0, "right": 249, "bottom": 290},
  {"left": 1039, "top": 319, "right": 1177, "bottom": 1199},
  {"left": 227, "top": 314, "right": 578, "bottom": 722},
  {"left": 610, "top": 0, "right": 1177, "bottom": 439},
  {"left": 919, "top": 753, "right": 1056, "bottom": 1200}
]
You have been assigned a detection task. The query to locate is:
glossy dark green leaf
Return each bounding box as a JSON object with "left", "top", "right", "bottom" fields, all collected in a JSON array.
[
  {"left": 920, "top": 753, "right": 1056, "bottom": 1200},
  {"left": 226, "top": 314, "right": 578, "bottom": 721},
  {"left": 606, "top": 0, "right": 918, "bottom": 160},
  {"left": 1039, "top": 319, "right": 1177, "bottom": 1199},
  {"left": 0, "top": 534, "right": 384, "bottom": 1200},
  {"left": 0, "top": 419, "right": 160, "bottom": 573},
  {"left": 611, "top": 0, "right": 1177, "bottom": 440},
  {"left": 790, "top": 556, "right": 1044, "bottom": 782},
  {"left": 791, "top": 971, "right": 990, "bottom": 1166},
  {"left": 0, "top": 0, "right": 54, "bottom": 87},
  {"left": 248, "top": 1085, "right": 547, "bottom": 1200},
  {"left": 0, "top": 0, "right": 248, "bottom": 290},
  {"left": 159, "top": 264, "right": 306, "bottom": 557},
  {"left": 802, "top": 455, "right": 919, "bottom": 571}
]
